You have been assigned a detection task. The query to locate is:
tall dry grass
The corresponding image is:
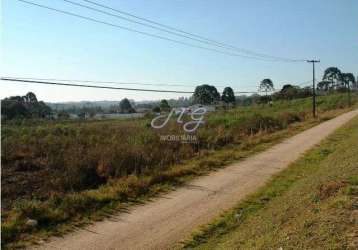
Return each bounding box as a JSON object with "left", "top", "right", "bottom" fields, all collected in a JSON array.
[
  {"left": 1, "top": 93, "right": 356, "bottom": 206},
  {"left": 1, "top": 93, "right": 357, "bottom": 247}
]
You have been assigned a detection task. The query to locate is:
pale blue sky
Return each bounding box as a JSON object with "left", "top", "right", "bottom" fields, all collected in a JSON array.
[{"left": 1, "top": 0, "right": 357, "bottom": 102}]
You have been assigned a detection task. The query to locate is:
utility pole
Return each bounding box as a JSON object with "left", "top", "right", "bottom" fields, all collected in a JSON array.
[{"left": 307, "top": 60, "right": 320, "bottom": 118}]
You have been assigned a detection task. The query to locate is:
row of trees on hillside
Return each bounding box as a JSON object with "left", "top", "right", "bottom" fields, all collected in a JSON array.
[
  {"left": 1, "top": 92, "right": 52, "bottom": 120},
  {"left": 318, "top": 67, "right": 357, "bottom": 91},
  {"left": 3, "top": 67, "right": 355, "bottom": 119},
  {"left": 152, "top": 80, "right": 295, "bottom": 108},
  {"left": 193, "top": 85, "right": 235, "bottom": 105},
  {"left": 274, "top": 85, "right": 311, "bottom": 100},
  {"left": 256, "top": 67, "right": 356, "bottom": 102}
]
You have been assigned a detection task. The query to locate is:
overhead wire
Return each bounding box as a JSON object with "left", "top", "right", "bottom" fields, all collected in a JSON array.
[
  {"left": 2, "top": 77, "right": 269, "bottom": 95},
  {"left": 2, "top": 77, "right": 314, "bottom": 95},
  {"left": 16, "top": 0, "right": 305, "bottom": 62},
  {"left": 0, "top": 77, "right": 194, "bottom": 94},
  {"left": 5, "top": 76, "right": 286, "bottom": 91},
  {"left": 61, "top": 0, "right": 304, "bottom": 62},
  {"left": 80, "top": 0, "right": 305, "bottom": 62},
  {"left": 3, "top": 76, "right": 226, "bottom": 88}
]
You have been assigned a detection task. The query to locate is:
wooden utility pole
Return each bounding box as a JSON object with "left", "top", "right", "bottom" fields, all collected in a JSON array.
[{"left": 307, "top": 60, "right": 320, "bottom": 118}]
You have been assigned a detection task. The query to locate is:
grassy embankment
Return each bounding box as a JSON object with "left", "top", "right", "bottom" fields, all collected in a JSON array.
[
  {"left": 183, "top": 112, "right": 358, "bottom": 250},
  {"left": 1, "top": 93, "right": 357, "bottom": 248}
]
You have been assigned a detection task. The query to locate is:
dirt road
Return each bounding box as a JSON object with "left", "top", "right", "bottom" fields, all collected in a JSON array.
[{"left": 33, "top": 109, "right": 358, "bottom": 250}]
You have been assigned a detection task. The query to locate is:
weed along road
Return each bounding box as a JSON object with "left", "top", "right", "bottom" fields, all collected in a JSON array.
[{"left": 32, "top": 109, "right": 358, "bottom": 250}]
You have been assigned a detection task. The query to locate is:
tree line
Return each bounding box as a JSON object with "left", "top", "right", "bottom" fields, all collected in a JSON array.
[
  {"left": 317, "top": 67, "right": 357, "bottom": 91},
  {"left": 2, "top": 67, "right": 355, "bottom": 120},
  {"left": 1, "top": 92, "right": 52, "bottom": 120}
]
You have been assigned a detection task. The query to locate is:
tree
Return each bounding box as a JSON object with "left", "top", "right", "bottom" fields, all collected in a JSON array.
[
  {"left": 23, "top": 92, "right": 38, "bottom": 103},
  {"left": 342, "top": 73, "right": 356, "bottom": 106},
  {"left": 152, "top": 106, "right": 161, "bottom": 113},
  {"left": 119, "top": 98, "right": 135, "bottom": 113},
  {"left": 342, "top": 73, "right": 356, "bottom": 89},
  {"left": 193, "top": 84, "right": 220, "bottom": 105},
  {"left": 259, "top": 79, "right": 274, "bottom": 96},
  {"left": 221, "top": 87, "right": 235, "bottom": 104},
  {"left": 159, "top": 99, "right": 170, "bottom": 111},
  {"left": 1, "top": 96, "right": 28, "bottom": 120},
  {"left": 300, "top": 86, "right": 312, "bottom": 98},
  {"left": 279, "top": 84, "right": 300, "bottom": 100},
  {"left": 322, "top": 67, "right": 342, "bottom": 89},
  {"left": 317, "top": 80, "right": 331, "bottom": 91},
  {"left": 1, "top": 92, "right": 52, "bottom": 120},
  {"left": 36, "top": 101, "right": 52, "bottom": 118}
]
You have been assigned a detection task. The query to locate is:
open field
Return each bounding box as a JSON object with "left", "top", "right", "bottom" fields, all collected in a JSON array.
[
  {"left": 1, "top": 93, "right": 357, "bottom": 248},
  {"left": 183, "top": 113, "right": 358, "bottom": 250},
  {"left": 27, "top": 107, "right": 358, "bottom": 250}
]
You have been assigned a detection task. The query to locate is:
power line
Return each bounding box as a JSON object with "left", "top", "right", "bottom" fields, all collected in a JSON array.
[
  {"left": 3, "top": 76, "right": 286, "bottom": 93},
  {"left": 61, "top": 0, "right": 255, "bottom": 56},
  {"left": 16, "top": 0, "right": 277, "bottom": 61},
  {"left": 3, "top": 77, "right": 195, "bottom": 88},
  {"left": 61, "top": 0, "right": 304, "bottom": 62},
  {"left": 4, "top": 76, "right": 227, "bottom": 88},
  {"left": 2, "top": 76, "right": 313, "bottom": 93},
  {"left": 1, "top": 77, "right": 194, "bottom": 94},
  {"left": 1, "top": 77, "right": 315, "bottom": 96},
  {"left": 81, "top": 0, "right": 305, "bottom": 62},
  {"left": 1, "top": 76, "right": 268, "bottom": 93},
  {"left": 16, "top": 0, "right": 304, "bottom": 62}
]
